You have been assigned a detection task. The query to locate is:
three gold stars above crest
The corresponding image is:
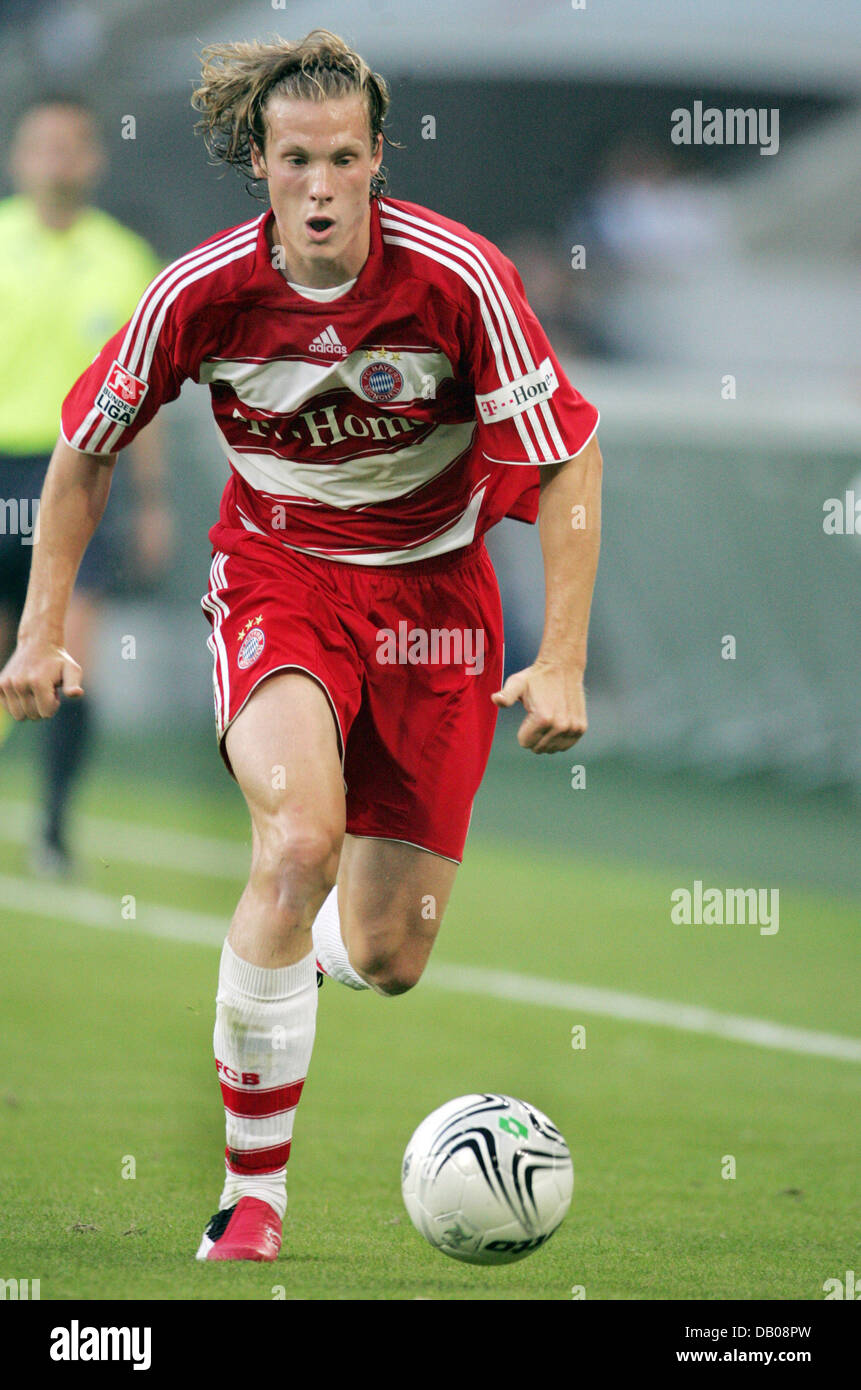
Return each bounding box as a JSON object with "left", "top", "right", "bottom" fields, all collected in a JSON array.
[{"left": 237, "top": 615, "right": 264, "bottom": 641}]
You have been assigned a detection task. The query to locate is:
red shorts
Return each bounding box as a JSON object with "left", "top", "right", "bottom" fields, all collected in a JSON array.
[{"left": 200, "top": 527, "right": 504, "bottom": 863}]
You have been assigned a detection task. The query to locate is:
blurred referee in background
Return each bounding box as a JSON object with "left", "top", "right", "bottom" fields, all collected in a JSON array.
[{"left": 0, "top": 94, "right": 172, "bottom": 873}]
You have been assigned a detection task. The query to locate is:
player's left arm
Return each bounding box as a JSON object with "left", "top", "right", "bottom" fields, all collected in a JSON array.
[{"left": 492, "top": 433, "right": 602, "bottom": 754}]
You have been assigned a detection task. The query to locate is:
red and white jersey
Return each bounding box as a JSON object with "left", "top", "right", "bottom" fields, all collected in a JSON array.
[{"left": 62, "top": 196, "right": 599, "bottom": 565}]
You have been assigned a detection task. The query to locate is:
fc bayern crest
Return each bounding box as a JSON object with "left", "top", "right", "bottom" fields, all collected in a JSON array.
[
  {"left": 360, "top": 361, "right": 404, "bottom": 402},
  {"left": 237, "top": 627, "right": 265, "bottom": 670}
]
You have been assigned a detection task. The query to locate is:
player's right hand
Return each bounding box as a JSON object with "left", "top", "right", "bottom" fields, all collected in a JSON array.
[{"left": 0, "top": 640, "right": 83, "bottom": 721}]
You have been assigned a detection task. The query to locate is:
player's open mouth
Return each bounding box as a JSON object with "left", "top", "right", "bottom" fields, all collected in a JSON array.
[{"left": 306, "top": 217, "right": 335, "bottom": 241}]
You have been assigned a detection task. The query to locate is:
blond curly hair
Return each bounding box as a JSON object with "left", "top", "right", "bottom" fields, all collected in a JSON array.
[{"left": 191, "top": 28, "right": 399, "bottom": 197}]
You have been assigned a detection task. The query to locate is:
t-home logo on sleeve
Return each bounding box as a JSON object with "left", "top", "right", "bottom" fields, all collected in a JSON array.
[
  {"left": 96, "top": 361, "right": 148, "bottom": 428},
  {"left": 476, "top": 356, "right": 558, "bottom": 424}
]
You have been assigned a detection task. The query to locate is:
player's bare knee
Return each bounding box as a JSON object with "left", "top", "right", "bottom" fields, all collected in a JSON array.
[
  {"left": 373, "top": 970, "right": 423, "bottom": 997},
  {"left": 367, "top": 966, "right": 423, "bottom": 997},
  {"left": 251, "top": 819, "right": 342, "bottom": 913},
  {"left": 349, "top": 944, "right": 427, "bottom": 996}
]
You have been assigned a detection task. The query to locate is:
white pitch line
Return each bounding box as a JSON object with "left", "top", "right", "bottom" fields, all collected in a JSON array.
[
  {"left": 1, "top": 870, "right": 860, "bottom": 1066},
  {"left": 0, "top": 872, "right": 226, "bottom": 946},
  {"left": 426, "top": 964, "right": 861, "bottom": 1065},
  {"left": 0, "top": 798, "right": 249, "bottom": 880}
]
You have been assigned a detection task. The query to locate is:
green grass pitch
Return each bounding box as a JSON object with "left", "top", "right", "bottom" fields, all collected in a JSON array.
[{"left": 0, "top": 750, "right": 858, "bottom": 1301}]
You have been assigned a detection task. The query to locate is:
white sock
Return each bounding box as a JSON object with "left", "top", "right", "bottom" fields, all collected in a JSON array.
[
  {"left": 312, "top": 886, "right": 370, "bottom": 991},
  {"left": 218, "top": 1163, "right": 289, "bottom": 1222},
  {"left": 213, "top": 940, "right": 318, "bottom": 1222}
]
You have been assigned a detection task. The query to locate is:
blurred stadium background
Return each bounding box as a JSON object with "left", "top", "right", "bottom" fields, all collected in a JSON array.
[{"left": 1, "top": 0, "right": 859, "bottom": 1301}]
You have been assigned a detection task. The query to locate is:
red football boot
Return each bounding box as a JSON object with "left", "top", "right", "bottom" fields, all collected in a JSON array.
[{"left": 195, "top": 1197, "right": 282, "bottom": 1262}]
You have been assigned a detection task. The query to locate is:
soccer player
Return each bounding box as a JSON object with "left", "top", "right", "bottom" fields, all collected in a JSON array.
[
  {"left": 0, "top": 31, "right": 602, "bottom": 1262},
  {"left": 0, "top": 94, "right": 172, "bottom": 872}
]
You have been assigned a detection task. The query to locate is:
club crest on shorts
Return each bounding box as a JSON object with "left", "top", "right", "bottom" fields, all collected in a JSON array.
[
  {"left": 359, "top": 360, "right": 404, "bottom": 402},
  {"left": 237, "top": 616, "right": 265, "bottom": 670}
]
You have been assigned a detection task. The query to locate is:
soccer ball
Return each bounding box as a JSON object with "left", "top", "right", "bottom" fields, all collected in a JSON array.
[{"left": 401, "top": 1093, "right": 573, "bottom": 1265}]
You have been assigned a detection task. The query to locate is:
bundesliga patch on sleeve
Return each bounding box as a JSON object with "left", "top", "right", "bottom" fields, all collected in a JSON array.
[
  {"left": 475, "top": 357, "right": 558, "bottom": 424},
  {"left": 95, "top": 360, "right": 149, "bottom": 428}
]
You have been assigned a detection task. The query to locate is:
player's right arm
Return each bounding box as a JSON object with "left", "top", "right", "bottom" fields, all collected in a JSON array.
[{"left": 0, "top": 437, "right": 116, "bottom": 720}]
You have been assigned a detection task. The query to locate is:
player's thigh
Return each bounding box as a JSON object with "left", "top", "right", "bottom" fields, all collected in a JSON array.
[
  {"left": 226, "top": 671, "right": 346, "bottom": 864},
  {"left": 338, "top": 833, "right": 458, "bottom": 980}
]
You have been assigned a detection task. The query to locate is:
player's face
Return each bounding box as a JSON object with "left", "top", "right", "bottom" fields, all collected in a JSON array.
[
  {"left": 251, "top": 93, "right": 383, "bottom": 285},
  {"left": 10, "top": 105, "right": 104, "bottom": 207}
]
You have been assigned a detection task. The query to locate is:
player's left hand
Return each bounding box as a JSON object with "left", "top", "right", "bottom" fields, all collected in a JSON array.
[{"left": 491, "top": 661, "right": 587, "bottom": 754}]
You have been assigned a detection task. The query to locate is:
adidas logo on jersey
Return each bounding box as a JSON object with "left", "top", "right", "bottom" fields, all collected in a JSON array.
[{"left": 308, "top": 325, "right": 347, "bottom": 357}]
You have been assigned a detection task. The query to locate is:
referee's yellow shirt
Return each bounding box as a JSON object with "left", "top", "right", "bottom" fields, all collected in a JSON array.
[{"left": 0, "top": 196, "right": 161, "bottom": 455}]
